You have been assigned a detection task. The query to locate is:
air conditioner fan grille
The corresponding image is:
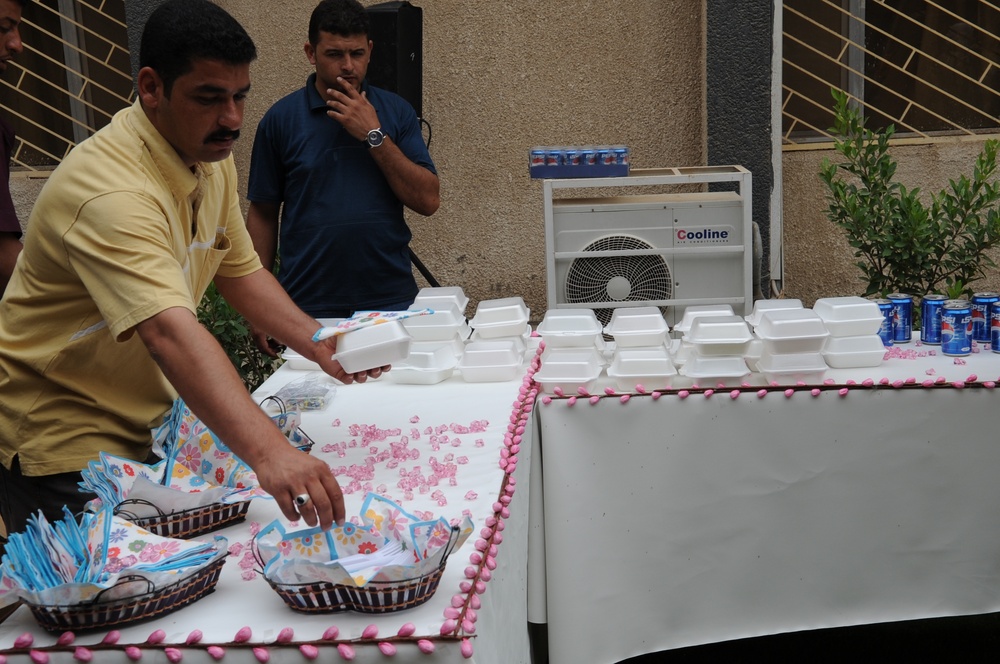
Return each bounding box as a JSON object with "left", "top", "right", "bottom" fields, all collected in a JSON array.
[{"left": 564, "top": 234, "right": 672, "bottom": 327}]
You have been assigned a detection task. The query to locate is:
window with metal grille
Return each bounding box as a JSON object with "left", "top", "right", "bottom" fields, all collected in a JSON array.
[
  {"left": 782, "top": 0, "right": 1000, "bottom": 146},
  {"left": 1, "top": 0, "right": 132, "bottom": 170}
]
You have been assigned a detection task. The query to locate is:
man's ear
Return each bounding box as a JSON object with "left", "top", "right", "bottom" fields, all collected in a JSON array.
[
  {"left": 304, "top": 41, "right": 316, "bottom": 66},
  {"left": 136, "top": 66, "right": 164, "bottom": 109}
]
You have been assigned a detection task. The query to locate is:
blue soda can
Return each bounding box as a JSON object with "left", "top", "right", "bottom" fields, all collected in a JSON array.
[
  {"left": 563, "top": 149, "right": 580, "bottom": 166},
  {"left": 887, "top": 293, "right": 913, "bottom": 343},
  {"left": 991, "top": 302, "right": 1000, "bottom": 353},
  {"left": 874, "top": 298, "right": 894, "bottom": 346},
  {"left": 970, "top": 292, "right": 999, "bottom": 343},
  {"left": 580, "top": 149, "right": 597, "bottom": 165},
  {"left": 544, "top": 149, "right": 561, "bottom": 166},
  {"left": 613, "top": 147, "right": 629, "bottom": 165},
  {"left": 530, "top": 149, "right": 545, "bottom": 167},
  {"left": 597, "top": 148, "right": 615, "bottom": 165},
  {"left": 941, "top": 300, "right": 973, "bottom": 356},
  {"left": 920, "top": 294, "right": 947, "bottom": 344}
]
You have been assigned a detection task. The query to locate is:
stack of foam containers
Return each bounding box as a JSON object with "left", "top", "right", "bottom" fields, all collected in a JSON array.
[
  {"left": 408, "top": 287, "right": 471, "bottom": 347},
  {"left": 753, "top": 308, "right": 830, "bottom": 384},
  {"left": 670, "top": 304, "right": 736, "bottom": 368},
  {"left": 678, "top": 314, "right": 752, "bottom": 387},
  {"left": 533, "top": 309, "right": 605, "bottom": 394},
  {"left": 461, "top": 296, "right": 531, "bottom": 382},
  {"left": 743, "top": 299, "right": 804, "bottom": 371},
  {"left": 813, "top": 296, "right": 887, "bottom": 369},
  {"left": 602, "top": 307, "right": 677, "bottom": 391},
  {"left": 391, "top": 287, "right": 470, "bottom": 384}
]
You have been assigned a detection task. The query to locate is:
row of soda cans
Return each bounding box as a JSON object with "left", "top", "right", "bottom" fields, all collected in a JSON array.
[
  {"left": 875, "top": 292, "right": 1000, "bottom": 357},
  {"left": 529, "top": 145, "right": 630, "bottom": 167}
]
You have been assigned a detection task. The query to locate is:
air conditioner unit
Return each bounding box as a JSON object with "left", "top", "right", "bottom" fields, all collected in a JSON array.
[{"left": 543, "top": 166, "right": 753, "bottom": 328}]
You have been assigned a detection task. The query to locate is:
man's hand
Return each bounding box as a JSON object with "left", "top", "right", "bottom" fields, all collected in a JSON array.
[
  {"left": 251, "top": 325, "right": 282, "bottom": 358},
  {"left": 254, "top": 443, "right": 345, "bottom": 529},
  {"left": 324, "top": 77, "right": 380, "bottom": 141}
]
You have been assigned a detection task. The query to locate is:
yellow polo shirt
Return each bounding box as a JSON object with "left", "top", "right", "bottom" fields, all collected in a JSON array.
[{"left": 0, "top": 100, "right": 263, "bottom": 476}]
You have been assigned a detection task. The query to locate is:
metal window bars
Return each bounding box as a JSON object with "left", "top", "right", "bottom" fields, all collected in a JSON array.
[
  {"left": 782, "top": 0, "right": 1000, "bottom": 147},
  {"left": 1, "top": 0, "right": 133, "bottom": 170}
]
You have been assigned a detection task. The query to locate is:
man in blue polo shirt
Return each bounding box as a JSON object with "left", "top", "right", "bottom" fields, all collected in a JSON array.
[{"left": 247, "top": 0, "right": 439, "bottom": 356}]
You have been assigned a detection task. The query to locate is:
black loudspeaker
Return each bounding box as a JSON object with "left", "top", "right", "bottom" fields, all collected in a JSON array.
[{"left": 366, "top": 1, "right": 423, "bottom": 118}]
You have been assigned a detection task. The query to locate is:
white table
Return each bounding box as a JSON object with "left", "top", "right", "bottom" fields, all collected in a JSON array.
[
  {"left": 529, "top": 340, "right": 1000, "bottom": 663},
  {"left": 0, "top": 364, "right": 535, "bottom": 664}
]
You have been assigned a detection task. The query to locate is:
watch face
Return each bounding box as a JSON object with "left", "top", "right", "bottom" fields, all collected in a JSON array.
[{"left": 367, "top": 129, "right": 384, "bottom": 147}]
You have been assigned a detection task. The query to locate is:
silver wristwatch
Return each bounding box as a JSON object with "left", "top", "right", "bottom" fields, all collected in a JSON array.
[{"left": 366, "top": 127, "right": 385, "bottom": 148}]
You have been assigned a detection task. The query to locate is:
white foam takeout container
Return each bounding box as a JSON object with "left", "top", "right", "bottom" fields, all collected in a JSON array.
[
  {"left": 401, "top": 303, "right": 467, "bottom": 342},
  {"left": 679, "top": 354, "right": 750, "bottom": 381},
  {"left": 673, "top": 304, "right": 735, "bottom": 335},
  {"left": 754, "top": 308, "right": 830, "bottom": 354},
  {"left": 409, "top": 337, "right": 466, "bottom": 361},
  {"left": 469, "top": 297, "right": 531, "bottom": 339},
  {"left": 281, "top": 348, "right": 320, "bottom": 372},
  {"left": 469, "top": 324, "right": 531, "bottom": 356},
  {"left": 536, "top": 309, "right": 604, "bottom": 349},
  {"left": 331, "top": 320, "right": 412, "bottom": 374},
  {"left": 532, "top": 347, "right": 605, "bottom": 394},
  {"left": 411, "top": 286, "right": 470, "bottom": 318},
  {"left": 744, "top": 338, "right": 764, "bottom": 372},
  {"left": 756, "top": 350, "right": 827, "bottom": 384},
  {"left": 388, "top": 342, "right": 459, "bottom": 385},
  {"left": 822, "top": 334, "right": 887, "bottom": 369},
  {"left": 813, "top": 296, "right": 885, "bottom": 337},
  {"left": 744, "top": 299, "right": 803, "bottom": 328},
  {"left": 684, "top": 315, "right": 754, "bottom": 356},
  {"left": 603, "top": 306, "right": 669, "bottom": 348},
  {"left": 458, "top": 340, "right": 523, "bottom": 382},
  {"left": 607, "top": 347, "right": 678, "bottom": 391}
]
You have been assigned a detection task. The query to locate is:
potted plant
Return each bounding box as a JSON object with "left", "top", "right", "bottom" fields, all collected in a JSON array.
[
  {"left": 819, "top": 88, "right": 1000, "bottom": 309},
  {"left": 197, "top": 283, "right": 280, "bottom": 392}
]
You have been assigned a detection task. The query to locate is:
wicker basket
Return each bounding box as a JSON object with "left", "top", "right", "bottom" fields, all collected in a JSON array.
[
  {"left": 24, "top": 550, "right": 227, "bottom": 633},
  {"left": 258, "top": 527, "right": 460, "bottom": 614},
  {"left": 113, "top": 499, "right": 251, "bottom": 539},
  {"left": 265, "top": 565, "right": 445, "bottom": 614}
]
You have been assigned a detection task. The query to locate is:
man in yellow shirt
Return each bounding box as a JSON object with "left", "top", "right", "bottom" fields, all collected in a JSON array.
[{"left": 0, "top": 0, "right": 379, "bottom": 536}]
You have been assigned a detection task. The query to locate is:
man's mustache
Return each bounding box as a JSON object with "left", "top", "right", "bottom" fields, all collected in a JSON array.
[{"left": 206, "top": 129, "right": 240, "bottom": 143}]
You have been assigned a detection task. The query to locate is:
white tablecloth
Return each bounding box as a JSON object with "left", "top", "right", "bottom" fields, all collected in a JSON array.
[
  {"left": 0, "top": 364, "right": 535, "bottom": 664},
  {"left": 530, "top": 341, "right": 1000, "bottom": 663}
]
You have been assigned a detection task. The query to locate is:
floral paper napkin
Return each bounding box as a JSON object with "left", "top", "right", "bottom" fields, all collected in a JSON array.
[{"left": 79, "top": 397, "right": 296, "bottom": 517}]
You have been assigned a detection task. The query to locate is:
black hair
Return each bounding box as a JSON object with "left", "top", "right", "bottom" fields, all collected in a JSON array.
[
  {"left": 139, "top": 0, "right": 257, "bottom": 96},
  {"left": 308, "top": 0, "right": 370, "bottom": 46}
]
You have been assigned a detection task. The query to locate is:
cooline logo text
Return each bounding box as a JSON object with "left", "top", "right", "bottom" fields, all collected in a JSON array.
[{"left": 675, "top": 226, "right": 732, "bottom": 244}]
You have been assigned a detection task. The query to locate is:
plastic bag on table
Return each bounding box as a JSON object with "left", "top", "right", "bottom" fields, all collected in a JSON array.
[{"left": 269, "top": 374, "right": 337, "bottom": 411}]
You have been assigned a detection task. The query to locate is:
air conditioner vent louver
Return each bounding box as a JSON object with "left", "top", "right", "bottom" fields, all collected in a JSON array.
[{"left": 564, "top": 235, "right": 672, "bottom": 327}]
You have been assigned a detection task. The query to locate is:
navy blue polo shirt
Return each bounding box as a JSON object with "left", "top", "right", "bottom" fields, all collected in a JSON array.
[{"left": 247, "top": 74, "right": 436, "bottom": 317}]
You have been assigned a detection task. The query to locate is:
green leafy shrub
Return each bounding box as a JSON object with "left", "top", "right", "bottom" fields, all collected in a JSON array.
[
  {"left": 819, "top": 88, "right": 1000, "bottom": 302},
  {"left": 196, "top": 283, "right": 280, "bottom": 392}
]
